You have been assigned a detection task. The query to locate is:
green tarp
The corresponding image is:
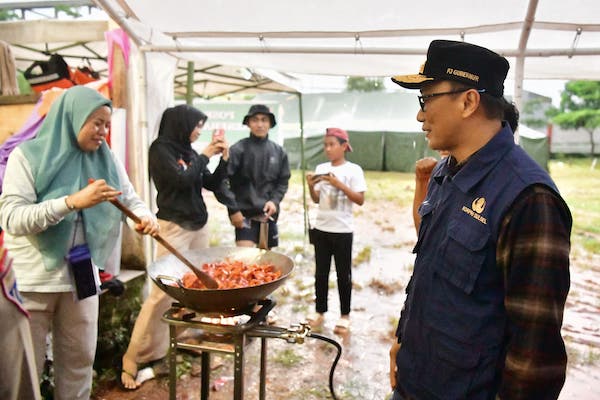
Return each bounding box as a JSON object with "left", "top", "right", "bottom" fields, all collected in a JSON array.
[
  {"left": 285, "top": 131, "right": 436, "bottom": 172},
  {"left": 284, "top": 130, "right": 548, "bottom": 172}
]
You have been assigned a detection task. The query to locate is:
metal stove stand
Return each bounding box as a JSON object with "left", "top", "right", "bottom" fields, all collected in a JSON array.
[{"left": 162, "top": 298, "right": 310, "bottom": 400}]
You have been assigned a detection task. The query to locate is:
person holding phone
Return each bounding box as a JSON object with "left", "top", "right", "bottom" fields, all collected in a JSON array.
[
  {"left": 120, "top": 104, "right": 234, "bottom": 390},
  {"left": 306, "top": 128, "right": 366, "bottom": 334},
  {"left": 0, "top": 86, "right": 158, "bottom": 400}
]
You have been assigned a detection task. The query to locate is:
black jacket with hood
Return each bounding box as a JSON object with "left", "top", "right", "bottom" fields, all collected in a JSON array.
[{"left": 148, "top": 104, "right": 234, "bottom": 230}]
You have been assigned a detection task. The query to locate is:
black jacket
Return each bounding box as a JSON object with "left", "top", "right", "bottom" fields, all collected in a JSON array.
[
  {"left": 223, "top": 134, "right": 290, "bottom": 218},
  {"left": 148, "top": 104, "right": 235, "bottom": 230},
  {"left": 149, "top": 141, "right": 233, "bottom": 230}
]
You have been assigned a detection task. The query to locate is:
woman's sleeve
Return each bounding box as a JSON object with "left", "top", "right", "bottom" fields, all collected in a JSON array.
[{"left": 0, "top": 148, "right": 70, "bottom": 235}]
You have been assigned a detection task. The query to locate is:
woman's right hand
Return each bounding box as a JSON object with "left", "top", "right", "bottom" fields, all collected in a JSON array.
[
  {"left": 201, "top": 136, "right": 228, "bottom": 159},
  {"left": 66, "top": 179, "right": 121, "bottom": 210}
]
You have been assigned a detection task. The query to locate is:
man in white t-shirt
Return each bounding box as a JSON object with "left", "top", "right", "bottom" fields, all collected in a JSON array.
[{"left": 306, "top": 128, "right": 367, "bottom": 334}]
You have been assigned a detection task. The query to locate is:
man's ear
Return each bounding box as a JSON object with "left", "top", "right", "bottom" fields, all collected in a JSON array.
[{"left": 461, "top": 89, "right": 482, "bottom": 118}]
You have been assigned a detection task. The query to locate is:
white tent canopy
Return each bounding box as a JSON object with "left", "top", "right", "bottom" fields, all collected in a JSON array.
[{"left": 96, "top": 0, "right": 600, "bottom": 82}]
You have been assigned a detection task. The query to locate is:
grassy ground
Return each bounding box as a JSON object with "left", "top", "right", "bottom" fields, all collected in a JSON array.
[{"left": 550, "top": 157, "right": 600, "bottom": 254}]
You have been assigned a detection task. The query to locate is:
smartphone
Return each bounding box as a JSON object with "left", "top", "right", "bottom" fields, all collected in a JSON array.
[
  {"left": 312, "top": 173, "right": 329, "bottom": 179},
  {"left": 212, "top": 128, "right": 225, "bottom": 141}
]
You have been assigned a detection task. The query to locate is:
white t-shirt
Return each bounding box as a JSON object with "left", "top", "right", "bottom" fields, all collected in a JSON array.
[{"left": 314, "top": 161, "right": 367, "bottom": 233}]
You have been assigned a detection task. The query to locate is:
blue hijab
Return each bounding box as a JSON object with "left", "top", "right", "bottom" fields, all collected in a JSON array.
[{"left": 19, "top": 86, "right": 121, "bottom": 270}]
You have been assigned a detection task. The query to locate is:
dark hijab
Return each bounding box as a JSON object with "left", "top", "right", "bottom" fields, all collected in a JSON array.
[{"left": 154, "top": 104, "right": 207, "bottom": 163}]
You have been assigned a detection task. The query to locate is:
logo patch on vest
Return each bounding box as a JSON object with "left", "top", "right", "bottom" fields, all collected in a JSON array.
[{"left": 461, "top": 197, "right": 487, "bottom": 224}]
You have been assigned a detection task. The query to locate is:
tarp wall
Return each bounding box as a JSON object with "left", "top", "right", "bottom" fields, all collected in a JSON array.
[{"left": 286, "top": 131, "right": 437, "bottom": 172}]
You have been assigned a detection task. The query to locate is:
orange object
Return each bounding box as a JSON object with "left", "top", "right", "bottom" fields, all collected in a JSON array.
[{"left": 181, "top": 260, "right": 281, "bottom": 290}]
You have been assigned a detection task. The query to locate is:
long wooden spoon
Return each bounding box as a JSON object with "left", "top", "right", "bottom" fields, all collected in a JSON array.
[{"left": 109, "top": 198, "right": 219, "bottom": 289}]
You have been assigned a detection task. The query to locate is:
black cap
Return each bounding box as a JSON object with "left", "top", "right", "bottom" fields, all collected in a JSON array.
[
  {"left": 391, "top": 40, "right": 509, "bottom": 97},
  {"left": 242, "top": 104, "right": 277, "bottom": 128}
]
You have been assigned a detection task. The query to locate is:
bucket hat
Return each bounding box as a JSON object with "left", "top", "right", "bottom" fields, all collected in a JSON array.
[{"left": 242, "top": 104, "right": 276, "bottom": 127}]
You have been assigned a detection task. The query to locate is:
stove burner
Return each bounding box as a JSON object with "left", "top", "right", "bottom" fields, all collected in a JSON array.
[{"left": 165, "top": 298, "right": 275, "bottom": 333}]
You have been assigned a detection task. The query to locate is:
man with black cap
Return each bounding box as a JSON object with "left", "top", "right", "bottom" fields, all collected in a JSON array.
[
  {"left": 388, "top": 40, "right": 571, "bottom": 399},
  {"left": 222, "top": 104, "right": 290, "bottom": 248}
]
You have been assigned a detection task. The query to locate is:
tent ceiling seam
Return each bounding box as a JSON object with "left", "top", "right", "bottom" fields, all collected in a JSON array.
[
  {"left": 161, "top": 21, "right": 600, "bottom": 39},
  {"left": 140, "top": 44, "right": 600, "bottom": 58}
]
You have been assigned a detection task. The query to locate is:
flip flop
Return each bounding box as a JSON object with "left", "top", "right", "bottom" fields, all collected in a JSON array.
[
  {"left": 333, "top": 317, "right": 350, "bottom": 334},
  {"left": 118, "top": 367, "right": 140, "bottom": 391},
  {"left": 306, "top": 312, "right": 324, "bottom": 328}
]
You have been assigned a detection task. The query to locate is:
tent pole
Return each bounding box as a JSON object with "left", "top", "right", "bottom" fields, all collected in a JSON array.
[
  {"left": 297, "top": 92, "right": 309, "bottom": 241},
  {"left": 513, "top": 0, "right": 539, "bottom": 143},
  {"left": 186, "top": 61, "right": 194, "bottom": 105},
  {"left": 138, "top": 49, "right": 153, "bottom": 264}
]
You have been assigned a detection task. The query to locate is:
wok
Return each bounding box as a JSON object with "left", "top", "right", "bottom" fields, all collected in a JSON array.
[{"left": 149, "top": 247, "right": 294, "bottom": 314}]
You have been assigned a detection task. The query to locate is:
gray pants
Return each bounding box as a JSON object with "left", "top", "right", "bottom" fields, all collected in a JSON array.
[{"left": 23, "top": 291, "right": 98, "bottom": 400}]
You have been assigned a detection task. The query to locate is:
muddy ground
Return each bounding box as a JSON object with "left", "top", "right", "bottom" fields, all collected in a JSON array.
[{"left": 93, "top": 183, "right": 600, "bottom": 399}]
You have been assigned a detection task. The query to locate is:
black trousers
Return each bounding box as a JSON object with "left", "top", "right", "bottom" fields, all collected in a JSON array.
[{"left": 312, "top": 229, "right": 353, "bottom": 315}]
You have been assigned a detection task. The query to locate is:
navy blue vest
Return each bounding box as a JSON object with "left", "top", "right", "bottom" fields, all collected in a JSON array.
[{"left": 396, "top": 125, "right": 559, "bottom": 399}]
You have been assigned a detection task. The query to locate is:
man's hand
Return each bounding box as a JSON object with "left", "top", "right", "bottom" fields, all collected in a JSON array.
[
  {"left": 229, "top": 211, "right": 245, "bottom": 228},
  {"left": 263, "top": 201, "right": 277, "bottom": 218},
  {"left": 415, "top": 157, "right": 438, "bottom": 181},
  {"left": 389, "top": 341, "right": 401, "bottom": 390}
]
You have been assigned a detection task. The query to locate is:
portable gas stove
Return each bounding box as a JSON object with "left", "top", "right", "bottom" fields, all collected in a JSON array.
[{"left": 162, "top": 298, "right": 323, "bottom": 400}]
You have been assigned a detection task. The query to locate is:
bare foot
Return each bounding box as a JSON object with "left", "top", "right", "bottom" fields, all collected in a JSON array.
[{"left": 120, "top": 356, "right": 139, "bottom": 390}]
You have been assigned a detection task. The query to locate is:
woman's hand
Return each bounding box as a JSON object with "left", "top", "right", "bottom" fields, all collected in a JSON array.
[
  {"left": 135, "top": 216, "right": 160, "bottom": 236},
  {"left": 66, "top": 179, "right": 121, "bottom": 210},
  {"left": 202, "top": 135, "right": 228, "bottom": 159}
]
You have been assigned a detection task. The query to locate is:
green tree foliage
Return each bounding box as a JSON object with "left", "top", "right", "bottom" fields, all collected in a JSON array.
[
  {"left": 0, "top": 6, "right": 81, "bottom": 21},
  {"left": 522, "top": 97, "right": 552, "bottom": 129},
  {"left": 551, "top": 81, "right": 600, "bottom": 156},
  {"left": 0, "top": 10, "right": 19, "bottom": 21},
  {"left": 346, "top": 76, "right": 384, "bottom": 92}
]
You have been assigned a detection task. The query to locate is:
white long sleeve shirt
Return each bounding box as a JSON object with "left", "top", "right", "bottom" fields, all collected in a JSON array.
[{"left": 0, "top": 147, "right": 154, "bottom": 292}]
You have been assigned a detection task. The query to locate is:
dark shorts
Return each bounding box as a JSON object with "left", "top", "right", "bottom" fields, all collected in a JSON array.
[{"left": 234, "top": 218, "right": 279, "bottom": 248}]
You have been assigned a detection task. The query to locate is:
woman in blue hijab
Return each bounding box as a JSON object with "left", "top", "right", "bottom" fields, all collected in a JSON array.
[{"left": 0, "top": 86, "right": 159, "bottom": 400}]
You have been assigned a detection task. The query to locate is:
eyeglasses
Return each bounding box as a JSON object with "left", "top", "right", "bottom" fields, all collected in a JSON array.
[{"left": 418, "top": 88, "right": 485, "bottom": 112}]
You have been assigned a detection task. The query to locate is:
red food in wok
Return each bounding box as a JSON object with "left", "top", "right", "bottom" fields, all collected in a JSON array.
[{"left": 181, "top": 259, "right": 282, "bottom": 289}]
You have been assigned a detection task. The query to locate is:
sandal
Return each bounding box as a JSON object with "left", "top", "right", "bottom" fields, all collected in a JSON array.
[
  {"left": 118, "top": 357, "right": 140, "bottom": 390},
  {"left": 306, "top": 312, "right": 324, "bottom": 328},
  {"left": 333, "top": 317, "right": 350, "bottom": 334},
  {"left": 118, "top": 367, "right": 139, "bottom": 391}
]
